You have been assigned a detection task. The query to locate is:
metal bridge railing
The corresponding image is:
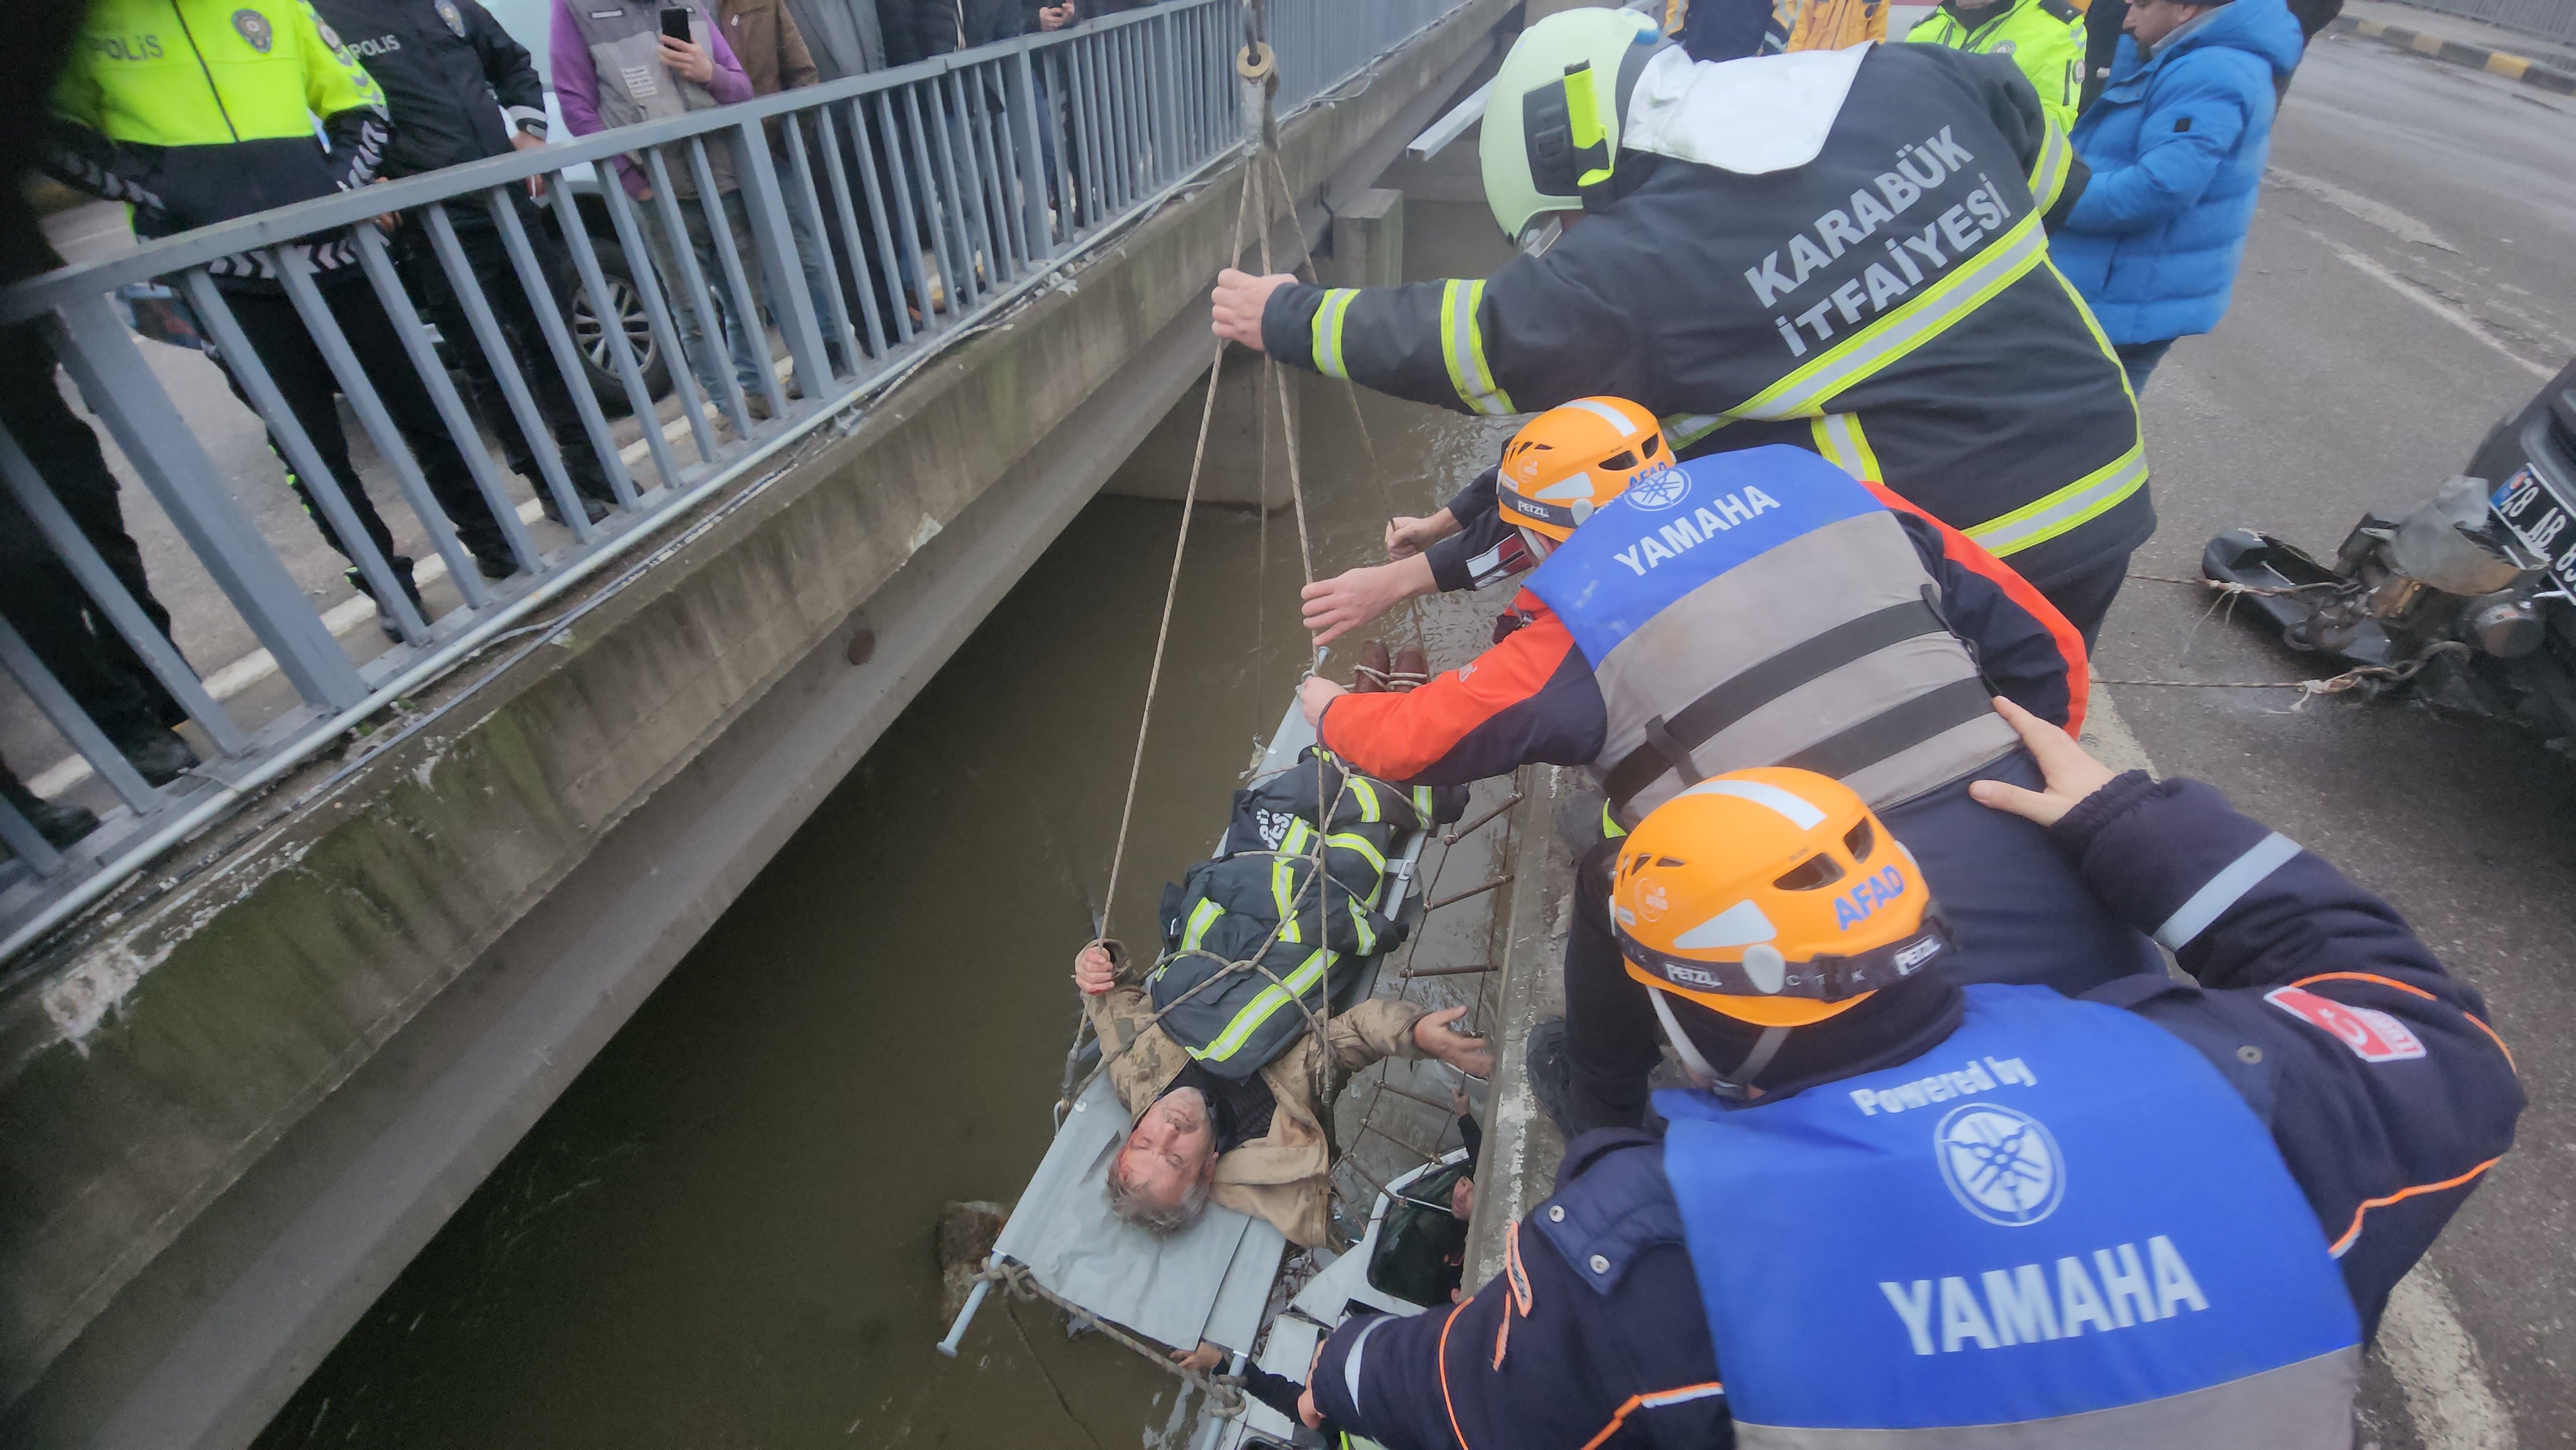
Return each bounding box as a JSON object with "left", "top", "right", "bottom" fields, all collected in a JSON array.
[
  {"left": 2387, "top": 0, "right": 2576, "bottom": 46},
  {"left": 0, "top": 0, "right": 1473, "bottom": 963}
]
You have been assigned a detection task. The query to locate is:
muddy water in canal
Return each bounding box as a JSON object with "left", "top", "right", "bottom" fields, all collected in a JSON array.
[{"left": 255, "top": 364, "right": 1522, "bottom": 1447}]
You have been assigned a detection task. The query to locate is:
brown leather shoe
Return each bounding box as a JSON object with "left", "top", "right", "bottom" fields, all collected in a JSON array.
[
  {"left": 1390, "top": 646, "right": 1429, "bottom": 692},
  {"left": 1352, "top": 639, "right": 1392, "bottom": 693}
]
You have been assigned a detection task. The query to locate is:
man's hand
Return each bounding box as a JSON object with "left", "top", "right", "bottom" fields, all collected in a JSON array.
[
  {"left": 1298, "top": 674, "right": 1345, "bottom": 727},
  {"left": 1967, "top": 696, "right": 2117, "bottom": 827},
  {"left": 365, "top": 175, "right": 399, "bottom": 234},
  {"left": 510, "top": 130, "right": 550, "bottom": 199},
  {"left": 1171, "top": 1341, "right": 1224, "bottom": 1375},
  {"left": 1298, "top": 1343, "right": 1328, "bottom": 1429},
  {"left": 1302, "top": 556, "right": 1434, "bottom": 645},
  {"left": 1073, "top": 941, "right": 1122, "bottom": 995},
  {"left": 659, "top": 33, "right": 716, "bottom": 84},
  {"left": 1386, "top": 510, "right": 1460, "bottom": 561},
  {"left": 1037, "top": 2, "right": 1077, "bottom": 28},
  {"left": 1211, "top": 268, "right": 1293, "bottom": 352},
  {"left": 1413, "top": 1005, "right": 1494, "bottom": 1077}
]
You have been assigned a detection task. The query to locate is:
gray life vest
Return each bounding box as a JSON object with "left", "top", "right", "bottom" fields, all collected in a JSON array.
[
  {"left": 561, "top": 0, "right": 737, "bottom": 198},
  {"left": 1522, "top": 446, "right": 2018, "bottom": 825}
]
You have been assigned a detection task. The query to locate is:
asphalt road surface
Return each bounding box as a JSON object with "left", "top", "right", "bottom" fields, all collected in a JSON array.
[{"left": 2094, "top": 30, "right": 2576, "bottom": 1450}]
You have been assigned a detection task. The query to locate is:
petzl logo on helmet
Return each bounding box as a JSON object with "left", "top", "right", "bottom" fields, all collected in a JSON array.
[
  {"left": 1627, "top": 464, "right": 1689, "bottom": 512},
  {"left": 233, "top": 8, "right": 274, "bottom": 51},
  {"left": 1934, "top": 1104, "right": 2064, "bottom": 1226}
]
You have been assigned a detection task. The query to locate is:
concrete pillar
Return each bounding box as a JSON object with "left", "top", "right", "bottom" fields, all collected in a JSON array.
[
  {"left": 1103, "top": 345, "right": 1298, "bottom": 509},
  {"left": 1325, "top": 189, "right": 1406, "bottom": 290}
]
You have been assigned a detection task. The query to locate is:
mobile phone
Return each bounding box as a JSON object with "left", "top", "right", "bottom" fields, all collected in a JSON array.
[{"left": 658, "top": 6, "right": 691, "bottom": 42}]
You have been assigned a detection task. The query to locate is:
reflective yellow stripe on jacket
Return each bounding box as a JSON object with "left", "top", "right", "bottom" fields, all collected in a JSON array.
[
  {"left": 1810, "top": 412, "right": 1886, "bottom": 482},
  {"left": 2027, "top": 117, "right": 2074, "bottom": 217},
  {"left": 1189, "top": 948, "right": 1336, "bottom": 1064},
  {"left": 1965, "top": 440, "right": 2148, "bottom": 556},
  {"left": 1311, "top": 288, "right": 1358, "bottom": 380},
  {"left": 1737, "top": 211, "right": 2050, "bottom": 422},
  {"left": 1439, "top": 279, "right": 1515, "bottom": 417}
]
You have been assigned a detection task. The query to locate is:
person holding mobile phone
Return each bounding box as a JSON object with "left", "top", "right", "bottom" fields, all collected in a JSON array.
[{"left": 551, "top": 0, "right": 788, "bottom": 429}]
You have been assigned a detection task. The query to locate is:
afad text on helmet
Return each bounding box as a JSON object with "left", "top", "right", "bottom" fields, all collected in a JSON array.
[
  {"left": 1849, "top": 1053, "right": 2038, "bottom": 1116},
  {"left": 1739, "top": 127, "right": 2015, "bottom": 358}
]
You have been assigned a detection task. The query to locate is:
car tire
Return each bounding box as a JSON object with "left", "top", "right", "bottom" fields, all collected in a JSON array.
[{"left": 569, "top": 235, "right": 670, "bottom": 416}]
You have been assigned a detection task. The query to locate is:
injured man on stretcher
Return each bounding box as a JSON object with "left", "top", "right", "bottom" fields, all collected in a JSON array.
[{"left": 1074, "top": 941, "right": 1491, "bottom": 1249}]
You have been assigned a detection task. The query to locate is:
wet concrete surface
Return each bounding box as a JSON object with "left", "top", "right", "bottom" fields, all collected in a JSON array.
[{"left": 2096, "top": 36, "right": 2576, "bottom": 1449}]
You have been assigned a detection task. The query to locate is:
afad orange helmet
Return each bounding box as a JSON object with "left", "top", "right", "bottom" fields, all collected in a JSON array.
[
  {"left": 1611, "top": 768, "right": 1953, "bottom": 1028},
  {"left": 1495, "top": 397, "right": 1669, "bottom": 541}
]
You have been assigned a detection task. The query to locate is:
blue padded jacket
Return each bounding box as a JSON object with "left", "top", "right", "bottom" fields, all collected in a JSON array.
[{"left": 2053, "top": 0, "right": 2306, "bottom": 344}]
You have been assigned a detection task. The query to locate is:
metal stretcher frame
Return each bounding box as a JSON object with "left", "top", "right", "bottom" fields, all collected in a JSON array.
[{"left": 938, "top": 699, "right": 1432, "bottom": 1368}]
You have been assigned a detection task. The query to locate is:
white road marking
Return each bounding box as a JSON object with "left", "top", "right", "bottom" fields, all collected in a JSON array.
[
  {"left": 2088, "top": 671, "right": 2512, "bottom": 1450},
  {"left": 26, "top": 406, "right": 715, "bottom": 799},
  {"left": 2268, "top": 167, "right": 2459, "bottom": 253},
  {"left": 2380, "top": 1265, "right": 2519, "bottom": 1450},
  {"left": 2304, "top": 228, "right": 2555, "bottom": 381}
]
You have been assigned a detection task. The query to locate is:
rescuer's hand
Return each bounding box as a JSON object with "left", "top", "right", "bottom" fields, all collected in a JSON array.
[
  {"left": 1073, "top": 941, "right": 1122, "bottom": 994},
  {"left": 1385, "top": 509, "right": 1459, "bottom": 560},
  {"left": 1302, "top": 556, "right": 1434, "bottom": 644},
  {"left": 1298, "top": 674, "right": 1345, "bottom": 726},
  {"left": 1298, "top": 1343, "right": 1328, "bottom": 1428},
  {"left": 1037, "top": 2, "right": 1076, "bottom": 28},
  {"left": 1967, "top": 696, "right": 2117, "bottom": 828},
  {"left": 1414, "top": 1006, "right": 1494, "bottom": 1077},
  {"left": 511, "top": 131, "right": 550, "bottom": 199},
  {"left": 1171, "top": 1341, "right": 1224, "bottom": 1374},
  {"left": 1211, "top": 268, "right": 1293, "bottom": 351},
  {"left": 659, "top": 34, "right": 717, "bottom": 84}
]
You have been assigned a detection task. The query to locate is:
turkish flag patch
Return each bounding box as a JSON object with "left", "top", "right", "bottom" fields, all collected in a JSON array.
[{"left": 2265, "top": 986, "right": 2428, "bottom": 1063}]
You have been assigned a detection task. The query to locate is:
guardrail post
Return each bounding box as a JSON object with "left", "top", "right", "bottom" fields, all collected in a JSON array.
[
  {"left": 734, "top": 118, "right": 835, "bottom": 402},
  {"left": 0, "top": 426, "right": 248, "bottom": 756},
  {"left": 44, "top": 297, "right": 369, "bottom": 711}
]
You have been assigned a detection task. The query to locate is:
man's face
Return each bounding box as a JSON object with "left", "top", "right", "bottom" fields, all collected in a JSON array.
[
  {"left": 1115, "top": 1089, "right": 1217, "bottom": 1212},
  {"left": 2125, "top": 0, "right": 2210, "bottom": 51}
]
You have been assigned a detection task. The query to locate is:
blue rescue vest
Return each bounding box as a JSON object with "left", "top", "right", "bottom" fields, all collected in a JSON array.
[
  {"left": 1522, "top": 446, "right": 2016, "bottom": 822},
  {"left": 1660, "top": 984, "right": 2360, "bottom": 1446}
]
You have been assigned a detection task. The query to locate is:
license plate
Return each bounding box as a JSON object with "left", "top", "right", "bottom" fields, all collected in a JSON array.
[{"left": 2491, "top": 467, "right": 2576, "bottom": 586}]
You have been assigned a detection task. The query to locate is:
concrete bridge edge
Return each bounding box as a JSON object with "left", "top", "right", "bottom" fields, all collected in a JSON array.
[{"left": 0, "top": 1, "right": 1515, "bottom": 1444}]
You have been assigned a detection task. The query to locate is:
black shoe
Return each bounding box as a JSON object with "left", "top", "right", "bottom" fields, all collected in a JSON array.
[
  {"left": 474, "top": 547, "right": 520, "bottom": 581},
  {"left": 561, "top": 493, "right": 613, "bottom": 525},
  {"left": 3, "top": 771, "right": 100, "bottom": 850},
  {"left": 351, "top": 557, "right": 426, "bottom": 643},
  {"left": 1525, "top": 1018, "right": 1583, "bottom": 1141},
  {"left": 111, "top": 722, "right": 198, "bottom": 787},
  {"left": 28, "top": 798, "right": 99, "bottom": 849}
]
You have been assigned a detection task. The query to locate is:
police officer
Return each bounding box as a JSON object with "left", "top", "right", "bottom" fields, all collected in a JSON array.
[
  {"left": 1301, "top": 399, "right": 2158, "bottom": 1131},
  {"left": 1905, "top": 0, "right": 2092, "bottom": 129},
  {"left": 313, "top": 0, "right": 626, "bottom": 523},
  {"left": 46, "top": 0, "right": 524, "bottom": 623},
  {"left": 1217, "top": 8, "right": 2148, "bottom": 643},
  {"left": 1298, "top": 720, "right": 2523, "bottom": 1449}
]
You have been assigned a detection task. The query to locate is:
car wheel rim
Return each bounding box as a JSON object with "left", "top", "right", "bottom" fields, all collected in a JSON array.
[{"left": 573, "top": 278, "right": 656, "bottom": 377}]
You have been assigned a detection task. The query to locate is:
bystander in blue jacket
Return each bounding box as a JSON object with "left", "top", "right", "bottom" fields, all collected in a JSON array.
[{"left": 2053, "top": 0, "right": 2305, "bottom": 391}]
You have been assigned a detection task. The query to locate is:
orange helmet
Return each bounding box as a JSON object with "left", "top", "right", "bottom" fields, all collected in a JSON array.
[
  {"left": 1611, "top": 768, "right": 1951, "bottom": 1030},
  {"left": 1495, "top": 397, "right": 1670, "bottom": 541}
]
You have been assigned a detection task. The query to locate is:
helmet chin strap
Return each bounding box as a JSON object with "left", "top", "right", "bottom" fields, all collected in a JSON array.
[{"left": 1649, "top": 989, "right": 1788, "bottom": 1102}]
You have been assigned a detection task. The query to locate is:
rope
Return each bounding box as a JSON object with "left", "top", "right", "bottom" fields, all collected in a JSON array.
[
  {"left": 1258, "top": 144, "right": 1426, "bottom": 654},
  {"left": 2096, "top": 641, "right": 2470, "bottom": 706},
  {"left": 989, "top": 1263, "right": 1247, "bottom": 1415},
  {"left": 1095, "top": 171, "right": 1260, "bottom": 946},
  {"left": 2106, "top": 573, "right": 2470, "bottom": 705}
]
